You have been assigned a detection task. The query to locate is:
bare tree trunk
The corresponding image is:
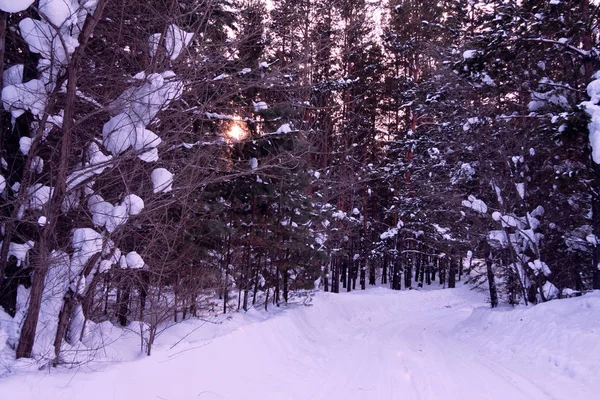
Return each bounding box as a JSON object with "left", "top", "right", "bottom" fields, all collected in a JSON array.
[
  {"left": 252, "top": 255, "right": 261, "bottom": 305},
  {"left": 346, "top": 255, "right": 352, "bottom": 292},
  {"left": 381, "top": 253, "right": 388, "bottom": 285},
  {"left": 323, "top": 258, "right": 330, "bottom": 292},
  {"left": 103, "top": 272, "right": 110, "bottom": 316},
  {"left": 418, "top": 254, "right": 424, "bottom": 288},
  {"left": 16, "top": 236, "right": 50, "bottom": 358},
  {"left": 118, "top": 278, "right": 131, "bottom": 327},
  {"left": 404, "top": 252, "right": 412, "bottom": 289},
  {"left": 485, "top": 251, "right": 499, "bottom": 308},
  {"left": 282, "top": 251, "right": 289, "bottom": 303},
  {"left": 392, "top": 256, "right": 401, "bottom": 290},
  {"left": 341, "top": 257, "right": 347, "bottom": 289},
  {"left": 53, "top": 289, "right": 76, "bottom": 364},
  {"left": 448, "top": 258, "right": 456, "bottom": 289},
  {"left": 275, "top": 265, "right": 280, "bottom": 306}
]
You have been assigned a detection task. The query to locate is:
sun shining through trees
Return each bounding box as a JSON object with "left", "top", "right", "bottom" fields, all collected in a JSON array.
[
  {"left": 1, "top": 0, "right": 600, "bottom": 392},
  {"left": 224, "top": 119, "right": 249, "bottom": 141}
]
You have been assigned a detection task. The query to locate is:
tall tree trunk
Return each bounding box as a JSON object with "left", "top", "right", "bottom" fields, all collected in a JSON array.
[
  {"left": 252, "top": 255, "right": 261, "bottom": 305},
  {"left": 275, "top": 265, "right": 280, "bottom": 306},
  {"left": 346, "top": 255, "right": 352, "bottom": 293},
  {"left": 282, "top": 267, "right": 289, "bottom": 303},
  {"left": 52, "top": 288, "right": 76, "bottom": 364},
  {"left": 118, "top": 278, "right": 131, "bottom": 327},
  {"left": 16, "top": 237, "right": 50, "bottom": 358},
  {"left": 341, "top": 258, "right": 347, "bottom": 289},
  {"left": 392, "top": 256, "right": 401, "bottom": 290},
  {"left": 485, "top": 251, "right": 499, "bottom": 308},
  {"left": 382, "top": 253, "right": 388, "bottom": 285},
  {"left": 418, "top": 255, "right": 424, "bottom": 288},
  {"left": 448, "top": 258, "right": 456, "bottom": 289},
  {"left": 426, "top": 256, "right": 431, "bottom": 285},
  {"left": 324, "top": 259, "right": 330, "bottom": 292},
  {"left": 404, "top": 253, "right": 412, "bottom": 289}
]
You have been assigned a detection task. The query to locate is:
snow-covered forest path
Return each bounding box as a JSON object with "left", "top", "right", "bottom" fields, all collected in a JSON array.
[{"left": 2, "top": 285, "right": 597, "bottom": 400}]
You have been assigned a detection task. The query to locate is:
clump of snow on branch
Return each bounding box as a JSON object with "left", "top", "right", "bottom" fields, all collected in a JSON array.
[
  {"left": 148, "top": 24, "right": 194, "bottom": 61},
  {"left": 152, "top": 168, "right": 174, "bottom": 193},
  {"left": 462, "top": 195, "right": 488, "bottom": 213},
  {"left": 0, "top": 0, "right": 35, "bottom": 13}
]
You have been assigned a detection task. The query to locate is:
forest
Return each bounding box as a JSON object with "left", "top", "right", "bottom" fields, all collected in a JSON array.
[{"left": 0, "top": 0, "right": 599, "bottom": 367}]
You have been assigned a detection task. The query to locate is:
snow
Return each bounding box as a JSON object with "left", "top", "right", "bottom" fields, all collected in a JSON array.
[
  {"left": 2, "top": 79, "right": 48, "bottom": 118},
  {"left": 586, "top": 233, "right": 598, "bottom": 246},
  {"left": 122, "top": 194, "right": 144, "bottom": 216},
  {"left": 276, "top": 123, "right": 292, "bottom": 134},
  {"left": 123, "top": 251, "right": 145, "bottom": 269},
  {"left": 0, "top": 0, "right": 34, "bottom": 12},
  {"left": 66, "top": 143, "right": 113, "bottom": 190},
  {"left": 458, "top": 291, "right": 600, "bottom": 397},
  {"left": 2, "top": 240, "right": 35, "bottom": 266},
  {"left": 106, "top": 204, "right": 128, "bottom": 233},
  {"left": 463, "top": 49, "right": 478, "bottom": 59},
  {"left": 332, "top": 210, "right": 346, "bottom": 220},
  {"left": 515, "top": 182, "right": 525, "bottom": 198},
  {"left": 582, "top": 72, "right": 600, "bottom": 163},
  {"left": 250, "top": 157, "right": 258, "bottom": 170},
  {"left": 31, "top": 156, "right": 43, "bottom": 174},
  {"left": 19, "top": 136, "right": 32, "bottom": 155},
  {"left": 528, "top": 259, "right": 552, "bottom": 276},
  {"left": 151, "top": 168, "right": 174, "bottom": 193},
  {"left": 71, "top": 228, "right": 103, "bottom": 276},
  {"left": 380, "top": 227, "right": 398, "bottom": 239},
  {"left": 27, "top": 183, "right": 53, "bottom": 210},
  {"left": 0, "top": 174, "right": 5, "bottom": 193},
  {"left": 19, "top": 18, "right": 75, "bottom": 64},
  {"left": 488, "top": 229, "right": 509, "bottom": 247},
  {"left": 253, "top": 101, "right": 268, "bottom": 112},
  {"left": 149, "top": 24, "right": 194, "bottom": 61},
  {"left": 2, "top": 64, "right": 23, "bottom": 87},
  {"left": 462, "top": 195, "right": 488, "bottom": 213},
  {"left": 1, "top": 285, "right": 598, "bottom": 399},
  {"left": 38, "top": 0, "right": 79, "bottom": 28}
]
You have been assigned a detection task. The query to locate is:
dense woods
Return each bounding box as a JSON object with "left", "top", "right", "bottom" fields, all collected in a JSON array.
[{"left": 1, "top": 0, "right": 600, "bottom": 364}]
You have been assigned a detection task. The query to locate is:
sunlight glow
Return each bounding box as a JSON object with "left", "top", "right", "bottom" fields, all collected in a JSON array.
[{"left": 225, "top": 120, "right": 248, "bottom": 141}]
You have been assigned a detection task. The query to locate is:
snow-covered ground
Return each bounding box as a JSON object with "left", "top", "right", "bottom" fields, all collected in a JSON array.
[{"left": 1, "top": 284, "right": 598, "bottom": 400}]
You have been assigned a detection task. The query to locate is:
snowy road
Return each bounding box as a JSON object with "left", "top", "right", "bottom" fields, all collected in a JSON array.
[{"left": 2, "top": 285, "right": 597, "bottom": 400}]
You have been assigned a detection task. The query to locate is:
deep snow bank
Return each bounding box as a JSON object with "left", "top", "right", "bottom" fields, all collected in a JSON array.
[{"left": 456, "top": 291, "right": 600, "bottom": 386}]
